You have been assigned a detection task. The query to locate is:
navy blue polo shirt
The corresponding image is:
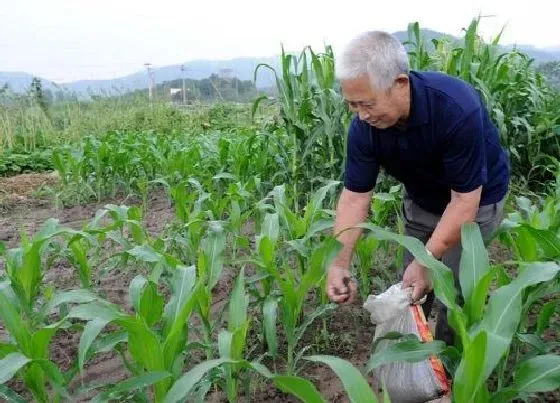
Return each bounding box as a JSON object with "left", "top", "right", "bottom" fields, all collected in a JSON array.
[{"left": 344, "top": 70, "right": 510, "bottom": 215}]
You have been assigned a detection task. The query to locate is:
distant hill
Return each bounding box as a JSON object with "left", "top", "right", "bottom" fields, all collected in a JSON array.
[
  {"left": 1, "top": 28, "right": 558, "bottom": 96},
  {"left": 0, "top": 72, "right": 59, "bottom": 93}
]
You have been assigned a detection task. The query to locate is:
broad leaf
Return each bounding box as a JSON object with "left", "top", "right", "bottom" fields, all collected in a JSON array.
[
  {"left": 536, "top": 301, "right": 557, "bottom": 335},
  {"left": 263, "top": 297, "right": 278, "bottom": 358},
  {"left": 274, "top": 376, "right": 325, "bottom": 403},
  {"left": 127, "top": 244, "right": 162, "bottom": 263},
  {"left": 453, "top": 331, "right": 488, "bottom": 403},
  {"left": 0, "top": 353, "right": 30, "bottom": 383},
  {"left": 92, "top": 371, "right": 171, "bottom": 403},
  {"left": 78, "top": 319, "right": 110, "bottom": 373},
  {"left": 0, "top": 384, "right": 26, "bottom": 403},
  {"left": 512, "top": 354, "right": 560, "bottom": 393},
  {"left": 459, "top": 223, "right": 490, "bottom": 322},
  {"left": 367, "top": 339, "right": 446, "bottom": 371},
  {"left": 164, "top": 358, "right": 229, "bottom": 403},
  {"left": 476, "top": 262, "right": 560, "bottom": 379},
  {"left": 306, "top": 355, "right": 377, "bottom": 403},
  {"left": 357, "top": 223, "right": 458, "bottom": 311}
]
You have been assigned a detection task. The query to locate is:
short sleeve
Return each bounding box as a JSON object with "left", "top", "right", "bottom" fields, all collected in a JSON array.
[
  {"left": 443, "top": 108, "right": 488, "bottom": 193},
  {"left": 343, "top": 118, "right": 379, "bottom": 192}
]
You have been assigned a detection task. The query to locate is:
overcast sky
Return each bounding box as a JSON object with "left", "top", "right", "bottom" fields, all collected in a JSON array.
[{"left": 1, "top": 0, "right": 558, "bottom": 83}]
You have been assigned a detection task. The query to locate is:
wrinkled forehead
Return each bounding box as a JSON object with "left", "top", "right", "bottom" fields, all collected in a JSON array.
[{"left": 341, "top": 76, "right": 379, "bottom": 101}]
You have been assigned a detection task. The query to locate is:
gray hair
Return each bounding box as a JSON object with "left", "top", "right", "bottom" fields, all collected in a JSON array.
[{"left": 336, "top": 31, "right": 410, "bottom": 91}]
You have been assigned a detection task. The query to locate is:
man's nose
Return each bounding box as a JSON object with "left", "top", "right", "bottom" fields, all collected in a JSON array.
[{"left": 358, "top": 109, "right": 370, "bottom": 120}]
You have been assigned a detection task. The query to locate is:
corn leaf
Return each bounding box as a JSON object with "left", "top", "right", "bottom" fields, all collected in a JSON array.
[
  {"left": 263, "top": 297, "right": 278, "bottom": 358},
  {"left": 163, "top": 358, "right": 230, "bottom": 403},
  {"left": 476, "top": 262, "right": 560, "bottom": 380},
  {"left": 306, "top": 355, "right": 377, "bottom": 403},
  {"left": 536, "top": 301, "right": 557, "bottom": 335},
  {"left": 453, "top": 331, "right": 488, "bottom": 403},
  {"left": 512, "top": 354, "right": 560, "bottom": 393},
  {"left": 0, "top": 384, "right": 26, "bottom": 403},
  {"left": 459, "top": 223, "right": 490, "bottom": 323},
  {"left": 274, "top": 376, "right": 325, "bottom": 403},
  {"left": 367, "top": 339, "right": 446, "bottom": 372},
  {"left": 0, "top": 353, "right": 31, "bottom": 383},
  {"left": 92, "top": 371, "right": 171, "bottom": 403},
  {"left": 78, "top": 319, "right": 110, "bottom": 374},
  {"left": 357, "top": 223, "right": 458, "bottom": 311},
  {"left": 0, "top": 285, "right": 31, "bottom": 355}
]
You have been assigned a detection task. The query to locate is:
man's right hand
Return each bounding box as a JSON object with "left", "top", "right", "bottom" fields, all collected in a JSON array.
[{"left": 326, "top": 266, "right": 357, "bottom": 304}]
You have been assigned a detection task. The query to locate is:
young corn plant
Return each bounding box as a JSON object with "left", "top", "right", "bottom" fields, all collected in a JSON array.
[
  {"left": 196, "top": 221, "right": 227, "bottom": 360},
  {"left": 218, "top": 267, "right": 250, "bottom": 402},
  {"left": 68, "top": 264, "right": 202, "bottom": 402},
  {"left": 0, "top": 220, "right": 100, "bottom": 402},
  {"left": 360, "top": 222, "right": 560, "bottom": 402}
]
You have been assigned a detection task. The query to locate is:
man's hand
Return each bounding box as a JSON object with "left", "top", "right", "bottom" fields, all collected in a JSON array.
[
  {"left": 402, "top": 259, "right": 432, "bottom": 302},
  {"left": 327, "top": 266, "right": 358, "bottom": 304}
]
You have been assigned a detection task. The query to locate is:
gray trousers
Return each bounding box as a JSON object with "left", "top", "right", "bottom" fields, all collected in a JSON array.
[{"left": 401, "top": 192, "right": 506, "bottom": 345}]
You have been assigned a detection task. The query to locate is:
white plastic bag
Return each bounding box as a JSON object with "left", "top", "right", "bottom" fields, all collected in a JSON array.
[{"left": 363, "top": 283, "right": 449, "bottom": 403}]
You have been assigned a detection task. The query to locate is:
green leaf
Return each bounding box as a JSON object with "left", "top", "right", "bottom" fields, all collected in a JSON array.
[
  {"left": 453, "top": 331, "right": 488, "bottom": 403},
  {"left": 92, "top": 371, "right": 171, "bottom": 403},
  {"left": 303, "top": 181, "right": 339, "bottom": 230},
  {"left": 0, "top": 286, "right": 31, "bottom": 355},
  {"left": 139, "top": 281, "right": 165, "bottom": 327},
  {"left": 477, "top": 262, "right": 560, "bottom": 380},
  {"left": 297, "top": 237, "right": 342, "bottom": 304},
  {"left": 515, "top": 227, "right": 538, "bottom": 261},
  {"left": 79, "top": 319, "right": 110, "bottom": 374},
  {"left": 367, "top": 339, "right": 446, "bottom": 372},
  {"left": 201, "top": 225, "right": 226, "bottom": 289},
  {"left": 516, "top": 333, "right": 547, "bottom": 353},
  {"left": 0, "top": 353, "right": 31, "bottom": 383},
  {"left": 164, "top": 358, "right": 229, "bottom": 403},
  {"left": 274, "top": 376, "right": 325, "bottom": 403},
  {"left": 0, "top": 384, "right": 27, "bottom": 403},
  {"left": 521, "top": 225, "right": 560, "bottom": 258},
  {"left": 259, "top": 213, "right": 279, "bottom": 246},
  {"left": 512, "top": 354, "right": 560, "bottom": 393},
  {"left": 303, "top": 218, "right": 334, "bottom": 240},
  {"left": 31, "top": 323, "right": 62, "bottom": 359},
  {"left": 295, "top": 303, "right": 337, "bottom": 345},
  {"left": 306, "top": 355, "right": 377, "bottom": 403},
  {"left": 464, "top": 269, "right": 494, "bottom": 325},
  {"left": 229, "top": 267, "right": 249, "bottom": 331},
  {"left": 129, "top": 275, "right": 148, "bottom": 312},
  {"left": 39, "top": 289, "right": 99, "bottom": 319},
  {"left": 68, "top": 237, "right": 92, "bottom": 288},
  {"left": 127, "top": 244, "right": 162, "bottom": 263},
  {"left": 536, "top": 301, "right": 557, "bottom": 335},
  {"left": 68, "top": 301, "right": 120, "bottom": 322},
  {"left": 357, "top": 223, "right": 458, "bottom": 311},
  {"left": 459, "top": 223, "right": 490, "bottom": 323},
  {"left": 263, "top": 297, "right": 278, "bottom": 358},
  {"left": 163, "top": 265, "right": 197, "bottom": 336}
]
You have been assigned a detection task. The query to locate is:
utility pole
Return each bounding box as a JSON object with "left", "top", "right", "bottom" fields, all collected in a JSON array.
[
  {"left": 144, "top": 62, "right": 155, "bottom": 105},
  {"left": 180, "top": 64, "right": 187, "bottom": 105}
]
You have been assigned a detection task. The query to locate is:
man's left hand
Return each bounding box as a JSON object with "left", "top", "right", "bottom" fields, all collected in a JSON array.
[{"left": 402, "top": 259, "right": 432, "bottom": 302}]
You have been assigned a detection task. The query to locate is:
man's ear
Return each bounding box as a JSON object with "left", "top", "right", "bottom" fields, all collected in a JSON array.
[{"left": 394, "top": 73, "right": 409, "bottom": 89}]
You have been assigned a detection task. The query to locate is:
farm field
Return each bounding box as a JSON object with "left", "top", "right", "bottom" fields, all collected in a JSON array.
[{"left": 1, "top": 20, "right": 559, "bottom": 403}]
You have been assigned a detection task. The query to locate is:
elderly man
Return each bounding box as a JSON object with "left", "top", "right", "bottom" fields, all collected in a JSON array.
[{"left": 326, "top": 31, "right": 510, "bottom": 344}]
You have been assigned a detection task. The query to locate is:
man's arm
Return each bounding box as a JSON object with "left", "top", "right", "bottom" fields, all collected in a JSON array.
[
  {"left": 403, "top": 186, "right": 482, "bottom": 301},
  {"left": 326, "top": 188, "right": 373, "bottom": 303}
]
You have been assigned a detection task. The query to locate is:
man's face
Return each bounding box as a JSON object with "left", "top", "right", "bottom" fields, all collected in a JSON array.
[{"left": 341, "top": 74, "right": 409, "bottom": 129}]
